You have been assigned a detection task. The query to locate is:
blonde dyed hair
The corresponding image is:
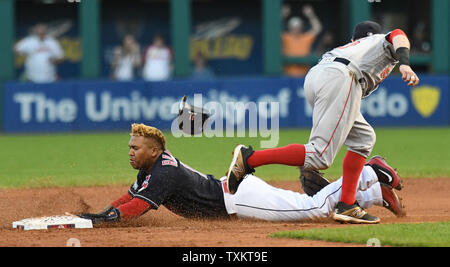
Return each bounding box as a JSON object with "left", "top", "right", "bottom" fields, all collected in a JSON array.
[{"left": 130, "top": 123, "right": 166, "bottom": 150}]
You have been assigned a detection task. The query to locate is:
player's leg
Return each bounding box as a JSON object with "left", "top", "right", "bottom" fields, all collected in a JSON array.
[
  {"left": 342, "top": 113, "right": 376, "bottom": 203},
  {"left": 226, "top": 65, "right": 360, "bottom": 194},
  {"left": 245, "top": 65, "right": 357, "bottom": 170},
  {"left": 224, "top": 174, "right": 342, "bottom": 221},
  {"left": 301, "top": 163, "right": 405, "bottom": 217},
  {"left": 300, "top": 68, "right": 379, "bottom": 225},
  {"left": 302, "top": 67, "right": 363, "bottom": 171},
  {"left": 333, "top": 113, "right": 378, "bottom": 223},
  {"left": 225, "top": 65, "right": 330, "bottom": 193},
  {"left": 353, "top": 169, "right": 405, "bottom": 217},
  {"left": 366, "top": 156, "right": 406, "bottom": 216},
  {"left": 222, "top": 166, "right": 381, "bottom": 222},
  {"left": 228, "top": 65, "right": 328, "bottom": 175}
]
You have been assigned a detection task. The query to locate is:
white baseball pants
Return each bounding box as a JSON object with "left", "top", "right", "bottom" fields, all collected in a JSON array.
[{"left": 222, "top": 166, "right": 382, "bottom": 221}]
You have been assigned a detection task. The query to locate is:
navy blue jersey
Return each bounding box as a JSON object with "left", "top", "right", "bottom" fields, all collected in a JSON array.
[{"left": 128, "top": 150, "right": 228, "bottom": 218}]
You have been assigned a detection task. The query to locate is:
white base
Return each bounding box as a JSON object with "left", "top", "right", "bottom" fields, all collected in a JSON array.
[{"left": 13, "top": 215, "right": 93, "bottom": 230}]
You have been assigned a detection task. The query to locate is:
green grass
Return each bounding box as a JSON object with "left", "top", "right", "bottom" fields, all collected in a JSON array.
[
  {"left": 0, "top": 127, "right": 449, "bottom": 188},
  {"left": 271, "top": 221, "right": 450, "bottom": 247}
]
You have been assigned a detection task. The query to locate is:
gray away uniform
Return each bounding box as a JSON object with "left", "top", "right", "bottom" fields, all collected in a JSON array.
[{"left": 303, "top": 33, "right": 399, "bottom": 170}]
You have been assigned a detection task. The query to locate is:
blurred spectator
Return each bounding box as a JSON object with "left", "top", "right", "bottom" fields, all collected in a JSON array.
[
  {"left": 14, "top": 23, "right": 64, "bottom": 83},
  {"left": 192, "top": 52, "right": 215, "bottom": 80},
  {"left": 142, "top": 34, "right": 172, "bottom": 81},
  {"left": 314, "top": 30, "right": 335, "bottom": 54},
  {"left": 411, "top": 22, "right": 431, "bottom": 54},
  {"left": 282, "top": 4, "right": 322, "bottom": 77},
  {"left": 111, "top": 34, "right": 141, "bottom": 81}
]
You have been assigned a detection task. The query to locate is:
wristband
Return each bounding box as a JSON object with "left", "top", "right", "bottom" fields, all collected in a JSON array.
[{"left": 396, "top": 47, "right": 410, "bottom": 66}]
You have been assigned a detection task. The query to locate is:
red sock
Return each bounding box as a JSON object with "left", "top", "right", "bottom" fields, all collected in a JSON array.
[
  {"left": 340, "top": 151, "right": 367, "bottom": 205},
  {"left": 247, "top": 144, "right": 305, "bottom": 168}
]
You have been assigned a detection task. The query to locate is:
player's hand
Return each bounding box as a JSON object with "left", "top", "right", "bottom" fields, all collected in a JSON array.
[
  {"left": 79, "top": 207, "right": 121, "bottom": 224},
  {"left": 399, "top": 65, "right": 419, "bottom": 87}
]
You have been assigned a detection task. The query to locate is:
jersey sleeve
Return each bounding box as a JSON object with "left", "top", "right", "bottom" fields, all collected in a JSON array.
[
  {"left": 385, "top": 29, "right": 408, "bottom": 44},
  {"left": 117, "top": 197, "right": 151, "bottom": 218},
  {"left": 110, "top": 192, "right": 133, "bottom": 208}
]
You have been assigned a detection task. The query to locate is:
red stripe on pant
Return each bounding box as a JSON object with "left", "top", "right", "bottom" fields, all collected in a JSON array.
[{"left": 320, "top": 78, "right": 354, "bottom": 157}]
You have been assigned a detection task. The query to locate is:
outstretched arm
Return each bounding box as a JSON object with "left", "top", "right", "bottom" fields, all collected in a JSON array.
[
  {"left": 93, "top": 192, "right": 133, "bottom": 216},
  {"left": 79, "top": 192, "right": 151, "bottom": 224},
  {"left": 116, "top": 198, "right": 152, "bottom": 219}
]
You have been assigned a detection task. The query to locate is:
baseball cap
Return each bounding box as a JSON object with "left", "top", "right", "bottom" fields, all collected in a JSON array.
[{"left": 352, "top": 21, "right": 382, "bottom": 40}]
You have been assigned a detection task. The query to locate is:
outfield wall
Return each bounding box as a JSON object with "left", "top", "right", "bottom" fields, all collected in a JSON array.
[{"left": 2, "top": 75, "right": 448, "bottom": 133}]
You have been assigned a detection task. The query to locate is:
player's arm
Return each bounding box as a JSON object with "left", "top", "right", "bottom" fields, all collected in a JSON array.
[
  {"left": 116, "top": 198, "right": 152, "bottom": 219},
  {"left": 78, "top": 195, "right": 151, "bottom": 224},
  {"left": 77, "top": 192, "right": 130, "bottom": 224},
  {"left": 387, "top": 29, "right": 419, "bottom": 87},
  {"left": 94, "top": 191, "right": 134, "bottom": 217},
  {"left": 98, "top": 197, "right": 151, "bottom": 222}
]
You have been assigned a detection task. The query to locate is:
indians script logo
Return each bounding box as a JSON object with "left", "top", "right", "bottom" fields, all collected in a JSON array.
[
  {"left": 411, "top": 86, "right": 441, "bottom": 118},
  {"left": 141, "top": 175, "right": 151, "bottom": 190}
]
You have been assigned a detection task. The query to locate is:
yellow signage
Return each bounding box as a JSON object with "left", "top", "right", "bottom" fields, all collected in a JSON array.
[
  {"left": 411, "top": 86, "right": 441, "bottom": 118},
  {"left": 190, "top": 35, "right": 253, "bottom": 60}
]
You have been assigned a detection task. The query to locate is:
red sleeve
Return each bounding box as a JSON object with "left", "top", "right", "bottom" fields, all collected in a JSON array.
[
  {"left": 117, "top": 198, "right": 151, "bottom": 219},
  {"left": 110, "top": 193, "right": 133, "bottom": 208},
  {"left": 387, "top": 29, "right": 407, "bottom": 44}
]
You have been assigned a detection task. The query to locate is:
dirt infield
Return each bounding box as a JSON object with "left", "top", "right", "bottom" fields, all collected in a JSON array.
[{"left": 1, "top": 178, "right": 449, "bottom": 247}]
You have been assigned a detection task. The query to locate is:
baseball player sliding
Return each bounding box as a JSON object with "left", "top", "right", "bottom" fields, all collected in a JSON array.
[
  {"left": 227, "top": 21, "right": 418, "bottom": 224},
  {"left": 78, "top": 123, "right": 404, "bottom": 224}
]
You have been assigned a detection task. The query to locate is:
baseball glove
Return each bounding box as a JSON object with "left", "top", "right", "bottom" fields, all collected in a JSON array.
[
  {"left": 299, "top": 167, "right": 331, "bottom": 196},
  {"left": 177, "top": 95, "right": 211, "bottom": 136}
]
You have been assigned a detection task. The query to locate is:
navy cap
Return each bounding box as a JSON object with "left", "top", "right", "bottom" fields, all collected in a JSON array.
[{"left": 352, "top": 21, "right": 382, "bottom": 40}]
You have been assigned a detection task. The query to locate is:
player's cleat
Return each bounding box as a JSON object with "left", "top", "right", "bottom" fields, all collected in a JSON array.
[
  {"left": 226, "top": 145, "right": 255, "bottom": 194},
  {"left": 366, "top": 156, "right": 403, "bottom": 190},
  {"left": 381, "top": 184, "right": 406, "bottom": 217},
  {"left": 332, "top": 202, "right": 380, "bottom": 224}
]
